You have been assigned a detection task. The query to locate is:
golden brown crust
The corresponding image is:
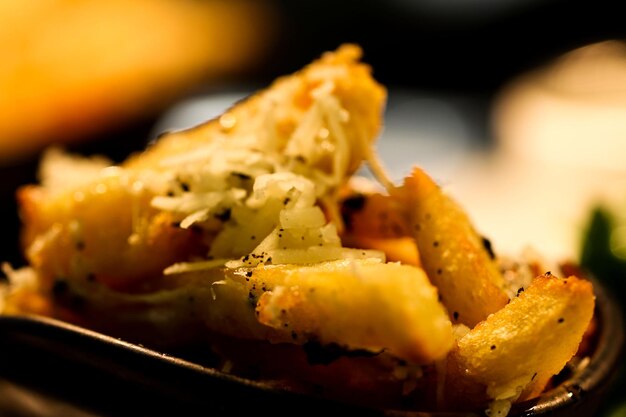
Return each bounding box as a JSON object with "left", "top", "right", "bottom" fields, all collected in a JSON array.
[
  {"left": 19, "top": 174, "right": 205, "bottom": 291},
  {"left": 398, "top": 167, "right": 510, "bottom": 327},
  {"left": 444, "top": 273, "right": 595, "bottom": 409}
]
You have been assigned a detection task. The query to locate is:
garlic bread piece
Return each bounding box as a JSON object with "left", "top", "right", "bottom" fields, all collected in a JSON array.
[
  {"left": 398, "top": 168, "right": 509, "bottom": 327},
  {"left": 445, "top": 274, "right": 594, "bottom": 409},
  {"left": 254, "top": 259, "right": 453, "bottom": 363},
  {"left": 18, "top": 45, "right": 386, "bottom": 291}
]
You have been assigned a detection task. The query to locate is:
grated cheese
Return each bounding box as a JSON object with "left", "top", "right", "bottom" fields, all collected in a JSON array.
[
  {"left": 128, "top": 70, "right": 381, "bottom": 273},
  {"left": 163, "top": 259, "right": 230, "bottom": 275}
]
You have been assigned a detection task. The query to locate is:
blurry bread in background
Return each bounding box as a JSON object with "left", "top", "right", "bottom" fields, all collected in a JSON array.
[
  {"left": 493, "top": 40, "right": 626, "bottom": 172},
  {"left": 452, "top": 41, "right": 626, "bottom": 261},
  {"left": 0, "top": 0, "right": 274, "bottom": 163}
]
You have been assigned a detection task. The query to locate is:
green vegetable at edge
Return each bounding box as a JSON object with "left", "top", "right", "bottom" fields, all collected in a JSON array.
[
  {"left": 580, "top": 206, "right": 626, "bottom": 417},
  {"left": 580, "top": 207, "right": 626, "bottom": 296}
]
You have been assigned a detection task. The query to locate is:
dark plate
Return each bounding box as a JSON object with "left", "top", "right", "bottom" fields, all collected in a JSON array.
[{"left": 0, "top": 275, "right": 622, "bottom": 417}]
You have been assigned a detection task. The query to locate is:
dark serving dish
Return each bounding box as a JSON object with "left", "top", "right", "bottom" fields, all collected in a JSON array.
[{"left": 0, "top": 274, "right": 622, "bottom": 417}]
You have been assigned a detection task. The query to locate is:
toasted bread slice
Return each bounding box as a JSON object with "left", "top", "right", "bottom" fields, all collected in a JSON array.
[
  {"left": 396, "top": 168, "right": 510, "bottom": 327},
  {"left": 444, "top": 273, "right": 595, "bottom": 410},
  {"left": 18, "top": 45, "right": 386, "bottom": 291}
]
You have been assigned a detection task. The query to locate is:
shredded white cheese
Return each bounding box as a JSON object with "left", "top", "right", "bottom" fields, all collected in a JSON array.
[
  {"left": 163, "top": 259, "right": 229, "bottom": 275},
  {"left": 136, "top": 75, "right": 378, "bottom": 273}
]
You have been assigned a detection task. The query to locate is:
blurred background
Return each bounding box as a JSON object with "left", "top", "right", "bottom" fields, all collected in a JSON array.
[{"left": 2, "top": 0, "right": 626, "bottom": 415}]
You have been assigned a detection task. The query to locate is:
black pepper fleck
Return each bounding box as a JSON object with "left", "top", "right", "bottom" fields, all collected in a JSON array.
[
  {"left": 342, "top": 194, "right": 366, "bottom": 212},
  {"left": 481, "top": 236, "right": 496, "bottom": 260},
  {"left": 248, "top": 291, "right": 257, "bottom": 306},
  {"left": 52, "top": 280, "right": 69, "bottom": 297},
  {"left": 214, "top": 208, "right": 232, "bottom": 222},
  {"left": 232, "top": 172, "right": 252, "bottom": 180},
  {"left": 453, "top": 311, "right": 459, "bottom": 321}
]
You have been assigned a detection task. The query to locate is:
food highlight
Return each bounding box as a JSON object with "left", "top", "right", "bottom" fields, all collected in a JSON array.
[{"left": 0, "top": 45, "right": 595, "bottom": 416}]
